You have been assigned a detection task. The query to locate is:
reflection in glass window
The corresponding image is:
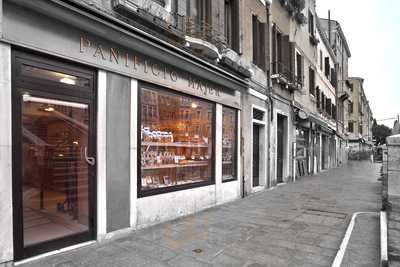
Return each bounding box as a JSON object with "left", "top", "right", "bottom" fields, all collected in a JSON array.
[
  {"left": 21, "top": 65, "right": 90, "bottom": 87},
  {"left": 140, "top": 86, "right": 214, "bottom": 193},
  {"left": 21, "top": 96, "right": 90, "bottom": 246},
  {"left": 222, "top": 106, "right": 237, "bottom": 181}
]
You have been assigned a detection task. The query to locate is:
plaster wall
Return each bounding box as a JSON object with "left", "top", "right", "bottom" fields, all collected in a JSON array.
[{"left": 0, "top": 41, "right": 13, "bottom": 264}]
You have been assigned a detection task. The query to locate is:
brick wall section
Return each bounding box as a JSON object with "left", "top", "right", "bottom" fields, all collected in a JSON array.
[{"left": 386, "top": 134, "right": 400, "bottom": 263}]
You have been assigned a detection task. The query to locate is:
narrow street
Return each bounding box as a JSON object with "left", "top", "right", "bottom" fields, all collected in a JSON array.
[{"left": 20, "top": 161, "right": 382, "bottom": 267}]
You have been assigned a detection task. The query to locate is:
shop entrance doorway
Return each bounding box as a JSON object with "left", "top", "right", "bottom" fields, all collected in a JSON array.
[
  {"left": 252, "top": 124, "right": 260, "bottom": 187},
  {"left": 12, "top": 51, "right": 97, "bottom": 260},
  {"left": 277, "top": 114, "right": 285, "bottom": 183}
]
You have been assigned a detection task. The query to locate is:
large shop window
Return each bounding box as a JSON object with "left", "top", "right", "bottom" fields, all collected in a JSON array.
[
  {"left": 139, "top": 85, "right": 214, "bottom": 196},
  {"left": 222, "top": 106, "right": 237, "bottom": 182}
]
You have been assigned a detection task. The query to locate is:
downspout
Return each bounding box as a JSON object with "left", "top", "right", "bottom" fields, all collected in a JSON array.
[
  {"left": 328, "top": 10, "right": 331, "bottom": 45},
  {"left": 266, "top": 1, "right": 272, "bottom": 188}
]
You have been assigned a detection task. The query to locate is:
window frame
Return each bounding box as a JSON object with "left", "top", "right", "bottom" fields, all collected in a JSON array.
[
  {"left": 137, "top": 82, "right": 216, "bottom": 198},
  {"left": 295, "top": 50, "right": 303, "bottom": 85},
  {"left": 221, "top": 105, "right": 239, "bottom": 183}
]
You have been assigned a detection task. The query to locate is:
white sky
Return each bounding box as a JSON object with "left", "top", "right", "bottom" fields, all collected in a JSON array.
[{"left": 316, "top": 0, "right": 400, "bottom": 128}]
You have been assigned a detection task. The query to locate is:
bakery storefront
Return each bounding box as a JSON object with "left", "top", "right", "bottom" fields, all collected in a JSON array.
[{"left": 0, "top": 0, "right": 244, "bottom": 263}]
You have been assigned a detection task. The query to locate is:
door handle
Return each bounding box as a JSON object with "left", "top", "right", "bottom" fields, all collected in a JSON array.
[{"left": 84, "top": 146, "right": 96, "bottom": 166}]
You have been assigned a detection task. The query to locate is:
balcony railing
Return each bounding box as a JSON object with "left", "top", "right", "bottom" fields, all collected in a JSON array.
[
  {"left": 185, "top": 18, "right": 225, "bottom": 48},
  {"left": 271, "top": 61, "right": 302, "bottom": 90}
]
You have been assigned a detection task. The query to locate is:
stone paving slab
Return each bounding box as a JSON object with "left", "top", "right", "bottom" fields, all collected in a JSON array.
[{"left": 19, "top": 161, "right": 381, "bottom": 267}]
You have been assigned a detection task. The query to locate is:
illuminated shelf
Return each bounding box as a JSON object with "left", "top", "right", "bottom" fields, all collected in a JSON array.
[
  {"left": 142, "top": 142, "right": 208, "bottom": 148},
  {"left": 142, "top": 161, "right": 209, "bottom": 170},
  {"left": 222, "top": 161, "right": 233, "bottom": 164}
]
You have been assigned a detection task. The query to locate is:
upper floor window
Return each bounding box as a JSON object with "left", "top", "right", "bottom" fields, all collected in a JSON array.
[
  {"left": 324, "top": 57, "right": 330, "bottom": 78},
  {"left": 194, "top": 0, "right": 212, "bottom": 26},
  {"left": 252, "top": 15, "right": 266, "bottom": 70},
  {"left": 349, "top": 102, "right": 353, "bottom": 113},
  {"left": 224, "top": 0, "right": 240, "bottom": 52},
  {"left": 309, "top": 67, "right": 315, "bottom": 96},
  {"left": 296, "top": 51, "right": 303, "bottom": 85},
  {"left": 308, "top": 10, "right": 314, "bottom": 36},
  {"left": 271, "top": 25, "right": 283, "bottom": 74},
  {"left": 319, "top": 51, "right": 323, "bottom": 71},
  {"left": 332, "top": 104, "right": 337, "bottom": 120},
  {"left": 348, "top": 122, "right": 354, "bottom": 133}
]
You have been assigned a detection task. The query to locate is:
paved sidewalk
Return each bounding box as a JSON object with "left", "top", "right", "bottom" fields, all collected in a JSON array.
[
  {"left": 341, "top": 213, "right": 380, "bottom": 267},
  {"left": 20, "top": 161, "right": 381, "bottom": 267}
]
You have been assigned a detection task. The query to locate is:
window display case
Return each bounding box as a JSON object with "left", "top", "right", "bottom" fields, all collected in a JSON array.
[
  {"left": 222, "top": 106, "right": 237, "bottom": 181},
  {"left": 139, "top": 85, "right": 215, "bottom": 196}
]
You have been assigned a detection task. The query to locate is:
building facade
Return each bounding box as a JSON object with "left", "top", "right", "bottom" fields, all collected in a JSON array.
[
  {"left": 347, "top": 77, "right": 374, "bottom": 154},
  {"left": 269, "top": 0, "right": 340, "bottom": 181},
  {"left": 0, "top": 0, "right": 261, "bottom": 262},
  {"left": 0, "top": 0, "right": 374, "bottom": 264},
  {"left": 319, "top": 17, "right": 352, "bottom": 165}
]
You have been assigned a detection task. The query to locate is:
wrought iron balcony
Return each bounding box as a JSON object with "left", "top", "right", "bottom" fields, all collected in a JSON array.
[
  {"left": 271, "top": 61, "right": 302, "bottom": 90},
  {"left": 185, "top": 18, "right": 225, "bottom": 48}
]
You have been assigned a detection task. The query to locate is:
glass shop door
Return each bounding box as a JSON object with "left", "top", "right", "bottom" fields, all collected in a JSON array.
[{"left": 12, "top": 51, "right": 96, "bottom": 260}]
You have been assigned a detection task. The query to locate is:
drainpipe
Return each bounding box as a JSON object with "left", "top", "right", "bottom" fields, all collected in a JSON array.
[
  {"left": 328, "top": 10, "right": 331, "bottom": 45},
  {"left": 265, "top": 1, "right": 275, "bottom": 188}
]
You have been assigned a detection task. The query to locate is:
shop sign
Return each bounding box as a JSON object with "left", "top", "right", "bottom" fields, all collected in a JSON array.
[
  {"left": 298, "top": 110, "right": 308, "bottom": 120},
  {"left": 80, "top": 36, "right": 223, "bottom": 98}
]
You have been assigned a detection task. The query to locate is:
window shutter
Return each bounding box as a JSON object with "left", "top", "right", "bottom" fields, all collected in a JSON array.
[
  {"left": 324, "top": 57, "right": 330, "bottom": 78},
  {"left": 259, "top": 22, "right": 266, "bottom": 71},
  {"left": 272, "top": 24, "right": 277, "bottom": 73},
  {"left": 300, "top": 55, "right": 304, "bottom": 84},
  {"left": 232, "top": 0, "right": 240, "bottom": 53},
  {"left": 289, "top": 42, "right": 296, "bottom": 80},
  {"left": 330, "top": 68, "right": 337, "bottom": 88},
  {"left": 332, "top": 104, "right": 336, "bottom": 119},
  {"left": 282, "top": 35, "right": 290, "bottom": 77},
  {"left": 252, "top": 15, "right": 258, "bottom": 65},
  {"left": 316, "top": 87, "right": 320, "bottom": 109},
  {"left": 308, "top": 67, "right": 313, "bottom": 95}
]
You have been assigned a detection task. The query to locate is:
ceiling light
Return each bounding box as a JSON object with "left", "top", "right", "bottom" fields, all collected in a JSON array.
[
  {"left": 73, "top": 141, "right": 79, "bottom": 145},
  {"left": 44, "top": 107, "right": 55, "bottom": 112},
  {"left": 191, "top": 102, "right": 198, "bottom": 109},
  {"left": 60, "top": 77, "right": 76, "bottom": 85}
]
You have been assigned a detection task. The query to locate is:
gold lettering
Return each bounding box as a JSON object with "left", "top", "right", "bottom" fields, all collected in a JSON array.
[
  {"left": 110, "top": 48, "right": 119, "bottom": 64},
  {"left": 162, "top": 66, "right": 167, "bottom": 80},
  {"left": 80, "top": 36, "right": 91, "bottom": 53},
  {"left": 170, "top": 71, "right": 178, "bottom": 82},
  {"left": 188, "top": 76, "right": 196, "bottom": 88},
  {"left": 124, "top": 53, "right": 129, "bottom": 67},
  {"left": 151, "top": 64, "right": 160, "bottom": 76},
  {"left": 93, "top": 45, "right": 106, "bottom": 60},
  {"left": 144, "top": 60, "right": 148, "bottom": 73},
  {"left": 197, "top": 81, "right": 206, "bottom": 95},
  {"left": 133, "top": 55, "right": 140, "bottom": 70}
]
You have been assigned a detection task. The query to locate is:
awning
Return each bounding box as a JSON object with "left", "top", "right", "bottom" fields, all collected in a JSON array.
[{"left": 308, "top": 114, "right": 335, "bottom": 134}]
